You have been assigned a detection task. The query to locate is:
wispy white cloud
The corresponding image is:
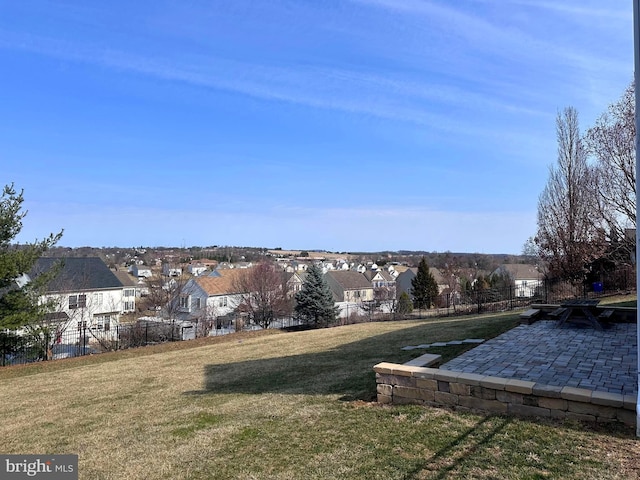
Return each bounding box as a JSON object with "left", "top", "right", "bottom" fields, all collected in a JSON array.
[
  {"left": 349, "top": 0, "right": 631, "bottom": 96},
  {"left": 489, "top": 0, "right": 628, "bottom": 21},
  {"left": 0, "top": 27, "right": 548, "bottom": 145}
]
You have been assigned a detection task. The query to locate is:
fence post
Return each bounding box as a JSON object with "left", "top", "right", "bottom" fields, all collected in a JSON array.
[
  {"left": 509, "top": 285, "right": 513, "bottom": 311},
  {"left": 45, "top": 331, "right": 50, "bottom": 361},
  {"left": 545, "top": 280, "right": 549, "bottom": 304}
]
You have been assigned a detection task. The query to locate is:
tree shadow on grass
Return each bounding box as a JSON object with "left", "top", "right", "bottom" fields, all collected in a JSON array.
[
  {"left": 411, "top": 415, "right": 513, "bottom": 479},
  {"left": 183, "top": 316, "right": 518, "bottom": 402}
]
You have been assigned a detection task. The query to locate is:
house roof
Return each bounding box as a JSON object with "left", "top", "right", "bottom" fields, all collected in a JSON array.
[
  {"left": 391, "top": 265, "right": 411, "bottom": 274},
  {"left": 396, "top": 267, "right": 417, "bottom": 279},
  {"left": 430, "top": 267, "right": 445, "bottom": 285},
  {"left": 194, "top": 268, "right": 247, "bottom": 296},
  {"left": 496, "top": 264, "right": 540, "bottom": 280},
  {"left": 284, "top": 271, "right": 304, "bottom": 284},
  {"left": 396, "top": 267, "right": 447, "bottom": 284},
  {"left": 363, "top": 270, "right": 395, "bottom": 282},
  {"left": 325, "top": 270, "right": 372, "bottom": 290},
  {"left": 33, "top": 257, "right": 124, "bottom": 293},
  {"left": 112, "top": 270, "right": 138, "bottom": 287}
]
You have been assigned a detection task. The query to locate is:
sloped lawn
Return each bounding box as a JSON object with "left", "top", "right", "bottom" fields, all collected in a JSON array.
[{"left": 0, "top": 313, "right": 638, "bottom": 479}]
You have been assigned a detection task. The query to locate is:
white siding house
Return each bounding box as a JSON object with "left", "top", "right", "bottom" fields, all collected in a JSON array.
[
  {"left": 30, "top": 257, "right": 133, "bottom": 356},
  {"left": 174, "top": 269, "right": 247, "bottom": 326}
]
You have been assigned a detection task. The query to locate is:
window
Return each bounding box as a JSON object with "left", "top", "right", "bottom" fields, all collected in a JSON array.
[
  {"left": 94, "top": 292, "right": 103, "bottom": 306},
  {"left": 124, "top": 301, "right": 135, "bottom": 311},
  {"left": 179, "top": 295, "right": 190, "bottom": 309},
  {"left": 193, "top": 297, "right": 202, "bottom": 309},
  {"left": 93, "top": 314, "right": 113, "bottom": 331},
  {"left": 124, "top": 289, "right": 135, "bottom": 298},
  {"left": 69, "top": 294, "right": 87, "bottom": 309},
  {"left": 218, "top": 296, "right": 227, "bottom": 308}
]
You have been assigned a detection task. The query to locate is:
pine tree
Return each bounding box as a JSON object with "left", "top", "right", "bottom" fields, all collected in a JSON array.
[
  {"left": 0, "top": 184, "right": 62, "bottom": 330},
  {"left": 294, "top": 264, "right": 339, "bottom": 327},
  {"left": 396, "top": 292, "right": 413, "bottom": 315},
  {"left": 410, "top": 257, "right": 439, "bottom": 310}
]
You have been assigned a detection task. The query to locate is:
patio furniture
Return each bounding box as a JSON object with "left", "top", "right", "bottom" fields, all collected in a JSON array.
[{"left": 556, "top": 299, "right": 603, "bottom": 330}]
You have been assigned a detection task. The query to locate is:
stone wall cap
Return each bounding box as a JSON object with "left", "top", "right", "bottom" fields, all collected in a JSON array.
[
  {"left": 561, "top": 386, "right": 593, "bottom": 402},
  {"left": 505, "top": 379, "right": 536, "bottom": 394},
  {"left": 455, "top": 372, "right": 486, "bottom": 386},
  {"left": 591, "top": 390, "right": 624, "bottom": 407},
  {"left": 480, "top": 376, "right": 508, "bottom": 390}
]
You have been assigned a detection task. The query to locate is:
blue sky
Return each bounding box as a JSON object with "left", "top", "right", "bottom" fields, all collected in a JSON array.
[{"left": 2, "top": 0, "right": 633, "bottom": 254}]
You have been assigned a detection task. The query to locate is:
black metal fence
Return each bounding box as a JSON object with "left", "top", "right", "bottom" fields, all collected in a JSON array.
[
  {"left": 0, "top": 320, "right": 208, "bottom": 367},
  {"left": 0, "top": 316, "right": 306, "bottom": 367},
  {"left": 342, "top": 271, "right": 635, "bottom": 322},
  {"left": 1, "top": 271, "right": 635, "bottom": 367}
]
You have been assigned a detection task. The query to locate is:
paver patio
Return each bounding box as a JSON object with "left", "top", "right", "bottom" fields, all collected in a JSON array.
[{"left": 440, "top": 320, "right": 637, "bottom": 396}]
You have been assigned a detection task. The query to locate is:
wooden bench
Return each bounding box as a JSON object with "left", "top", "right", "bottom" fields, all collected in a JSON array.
[
  {"left": 548, "top": 307, "right": 567, "bottom": 318},
  {"left": 403, "top": 353, "right": 442, "bottom": 368},
  {"left": 598, "top": 309, "right": 615, "bottom": 320}
]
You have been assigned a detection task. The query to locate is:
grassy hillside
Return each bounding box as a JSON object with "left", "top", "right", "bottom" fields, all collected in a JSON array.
[{"left": 0, "top": 313, "right": 638, "bottom": 479}]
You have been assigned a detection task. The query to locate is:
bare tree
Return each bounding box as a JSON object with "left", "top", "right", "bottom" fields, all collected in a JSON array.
[
  {"left": 234, "top": 263, "right": 292, "bottom": 329},
  {"left": 374, "top": 284, "right": 396, "bottom": 313},
  {"left": 584, "top": 82, "right": 636, "bottom": 262},
  {"left": 145, "top": 273, "right": 188, "bottom": 321},
  {"left": 536, "top": 107, "right": 603, "bottom": 282},
  {"left": 440, "top": 253, "right": 462, "bottom": 311}
]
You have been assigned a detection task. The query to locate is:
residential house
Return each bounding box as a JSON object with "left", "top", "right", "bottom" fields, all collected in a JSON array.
[
  {"left": 175, "top": 268, "right": 248, "bottom": 327},
  {"left": 285, "top": 271, "right": 305, "bottom": 294},
  {"left": 396, "top": 267, "right": 449, "bottom": 300},
  {"left": 395, "top": 268, "right": 417, "bottom": 300},
  {"left": 162, "top": 264, "right": 183, "bottom": 277},
  {"left": 492, "top": 264, "right": 542, "bottom": 298},
  {"left": 31, "top": 257, "right": 133, "bottom": 353},
  {"left": 364, "top": 269, "right": 396, "bottom": 289},
  {"left": 187, "top": 263, "right": 208, "bottom": 277},
  {"left": 363, "top": 269, "right": 396, "bottom": 312},
  {"left": 112, "top": 270, "right": 138, "bottom": 313},
  {"left": 324, "top": 270, "right": 374, "bottom": 318},
  {"left": 131, "top": 264, "right": 153, "bottom": 278}
]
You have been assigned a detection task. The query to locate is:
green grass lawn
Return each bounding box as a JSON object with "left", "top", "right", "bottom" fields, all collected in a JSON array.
[{"left": 0, "top": 312, "right": 638, "bottom": 479}]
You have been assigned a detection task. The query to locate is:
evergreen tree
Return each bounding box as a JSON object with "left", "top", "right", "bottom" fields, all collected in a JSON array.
[
  {"left": 396, "top": 292, "right": 413, "bottom": 315},
  {"left": 0, "top": 184, "right": 62, "bottom": 330},
  {"left": 294, "top": 264, "right": 339, "bottom": 327},
  {"left": 410, "top": 257, "right": 439, "bottom": 310}
]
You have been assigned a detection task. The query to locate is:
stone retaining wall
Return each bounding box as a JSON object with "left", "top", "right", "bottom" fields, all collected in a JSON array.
[{"left": 374, "top": 362, "right": 637, "bottom": 428}]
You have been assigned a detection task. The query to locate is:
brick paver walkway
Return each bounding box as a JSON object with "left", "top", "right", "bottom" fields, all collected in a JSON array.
[{"left": 440, "top": 320, "right": 637, "bottom": 395}]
